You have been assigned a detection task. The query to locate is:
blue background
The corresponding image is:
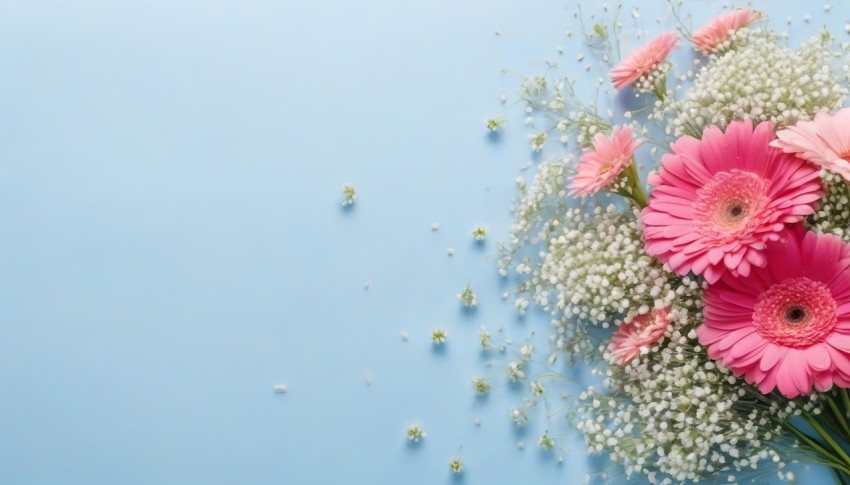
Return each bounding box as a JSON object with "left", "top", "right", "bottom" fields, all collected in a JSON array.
[{"left": 0, "top": 0, "right": 842, "bottom": 483}]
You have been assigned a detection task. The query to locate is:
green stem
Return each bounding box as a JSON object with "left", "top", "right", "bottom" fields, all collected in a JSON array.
[
  {"left": 617, "top": 161, "right": 647, "bottom": 209},
  {"left": 785, "top": 421, "right": 846, "bottom": 468},
  {"left": 806, "top": 413, "right": 850, "bottom": 470},
  {"left": 841, "top": 389, "right": 850, "bottom": 417},
  {"left": 828, "top": 394, "right": 850, "bottom": 439},
  {"left": 837, "top": 468, "right": 850, "bottom": 485},
  {"left": 652, "top": 74, "right": 667, "bottom": 102}
]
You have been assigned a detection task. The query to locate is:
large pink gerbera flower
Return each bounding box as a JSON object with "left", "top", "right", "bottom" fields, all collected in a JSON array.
[
  {"left": 608, "top": 308, "right": 670, "bottom": 366},
  {"left": 771, "top": 108, "right": 850, "bottom": 182},
  {"left": 610, "top": 32, "right": 679, "bottom": 90},
  {"left": 642, "top": 120, "right": 823, "bottom": 284},
  {"left": 698, "top": 227, "right": 850, "bottom": 398},
  {"left": 569, "top": 126, "right": 643, "bottom": 197},
  {"left": 691, "top": 9, "right": 760, "bottom": 53}
]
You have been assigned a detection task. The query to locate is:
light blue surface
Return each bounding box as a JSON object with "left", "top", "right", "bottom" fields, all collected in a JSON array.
[{"left": 0, "top": 1, "right": 844, "bottom": 484}]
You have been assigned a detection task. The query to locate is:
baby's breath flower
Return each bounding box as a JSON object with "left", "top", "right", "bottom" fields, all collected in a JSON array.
[
  {"left": 505, "top": 360, "right": 526, "bottom": 381},
  {"left": 808, "top": 171, "right": 850, "bottom": 241},
  {"left": 479, "top": 329, "right": 492, "bottom": 350},
  {"left": 529, "top": 380, "right": 545, "bottom": 397},
  {"left": 341, "top": 184, "right": 356, "bottom": 206},
  {"left": 472, "top": 377, "right": 491, "bottom": 394},
  {"left": 449, "top": 457, "right": 464, "bottom": 474},
  {"left": 511, "top": 408, "right": 529, "bottom": 427},
  {"left": 530, "top": 131, "right": 547, "bottom": 152},
  {"left": 538, "top": 432, "right": 555, "bottom": 450},
  {"left": 407, "top": 425, "right": 426, "bottom": 442},
  {"left": 472, "top": 226, "right": 487, "bottom": 241},
  {"left": 431, "top": 328, "right": 448, "bottom": 344},
  {"left": 667, "top": 29, "right": 846, "bottom": 138},
  {"left": 458, "top": 284, "right": 478, "bottom": 308},
  {"left": 486, "top": 117, "right": 504, "bottom": 132}
]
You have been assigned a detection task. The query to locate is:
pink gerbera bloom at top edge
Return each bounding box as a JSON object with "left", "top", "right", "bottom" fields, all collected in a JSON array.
[
  {"left": 691, "top": 9, "right": 761, "bottom": 53},
  {"left": 771, "top": 108, "right": 850, "bottom": 182},
  {"left": 698, "top": 227, "right": 850, "bottom": 398},
  {"left": 608, "top": 308, "right": 670, "bottom": 366},
  {"left": 610, "top": 32, "right": 679, "bottom": 90},
  {"left": 569, "top": 126, "right": 643, "bottom": 197},
  {"left": 642, "top": 120, "right": 823, "bottom": 284}
]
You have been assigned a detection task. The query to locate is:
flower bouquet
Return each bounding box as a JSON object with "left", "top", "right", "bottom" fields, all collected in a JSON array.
[{"left": 491, "top": 3, "right": 850, "bottom": 484}]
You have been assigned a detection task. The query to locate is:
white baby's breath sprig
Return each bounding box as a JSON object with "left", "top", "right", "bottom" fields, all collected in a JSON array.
[
  {"left": 406, "top": 425, "right": 426, "bottom": 442},
  {"left": 431, "top": 328, "right": 448, "bottom": 344},
  {"left": 341, "top": 184, "right": 356, "bottom": 206},
  {"left": 458, "top": 284, "right": 478, "bottom": 308}
]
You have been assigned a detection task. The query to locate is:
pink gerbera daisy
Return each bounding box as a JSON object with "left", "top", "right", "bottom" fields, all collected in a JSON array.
[
  {"left": 569, "top": 126, "right": 643, "bottom": 197},
  {"left": 642, "top": 119, "right": 823, "bottom": 284},
  {"left": 698, "top": 227, "right": 850, "bottom": 398},
  {"left": 771, "top": 108, "right": 850, "bottom": 182},
  {"left": 608, "top": 308, "right": 670, "bottom": 366},
  {"left": 691, "top": 9, "right": 761, "bottom": 53},
  {"left": 610, "top": 32, "right": 679, "bottom": 90}
]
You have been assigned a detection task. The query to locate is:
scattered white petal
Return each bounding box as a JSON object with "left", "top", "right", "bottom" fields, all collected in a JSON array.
[
  {"left": 400, "top": 331, "right": 409, "bottom": 341},
  {"left": 273, "top": 384, "right": 288, "bottom": 393},
  {"left": 431, "top": 222, "right": 441, "bottom": 231}
]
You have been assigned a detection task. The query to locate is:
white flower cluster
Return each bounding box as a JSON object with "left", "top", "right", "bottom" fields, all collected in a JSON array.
[
  {"left": 498, "top": 159, "right": 571, "bottom": 277},
  {"left": 668, "top": 29, "right": 846, "bottom": 138},
  {"left": 577, "top": 326, "right": 819, "bottom": 484},
  {"left": 540, "top": 205, "right": 685, "bottom": 323},
  {"left": 808, "top": 171, "right": 850, "bottom": 241},
  {"left": 633, "top": 61, "right": 671, "bottom": 97}
]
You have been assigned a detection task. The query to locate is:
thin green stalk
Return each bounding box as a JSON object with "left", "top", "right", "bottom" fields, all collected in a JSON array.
[
  {"left": 652, "top": 74, "right": 667, "bottom": 102},
  {"left": 828, "top": 395, "right": 850, "bottom": 439},
  {"left": 841, "top": 389, "right": 850, "bottom": 417},
  {"left": 617, "top": 161, "right": 647, "bottom": 209},
  {"left": 784, "top": 421, "right": 846, "bottom": 469},
  {"left": 837, "top": 468, "right": 850, "bottom": 485},
  {"left": 805, "top": 413, "right": 850, "bottom": 470}
]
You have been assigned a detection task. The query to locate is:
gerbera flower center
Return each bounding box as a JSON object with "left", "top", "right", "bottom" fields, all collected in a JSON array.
[
  {"left": 693, "top": 170, "right": 770, "bottom": 235},
  {"left": 753, "top": 277, "right": 838, "bottom": 348}
]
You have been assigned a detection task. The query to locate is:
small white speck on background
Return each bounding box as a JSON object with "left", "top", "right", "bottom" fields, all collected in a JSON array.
[
  {"left": 400, "top": 331, "right": 409, "bottom": 341},
  {"left": 273, "top": 384, "right": 288, "bottom": 393},
  {"left": 431, "top": 222, "right": 440, "bottom": 231},
  {"left": 363, "top": 282, "right": 370, "bottom": 291},
  {"left": 365, "top": 372, "right": 375, "bottom": 386},
  {"left": 447, "top": 248, "right": 454, "bottom": 256}
]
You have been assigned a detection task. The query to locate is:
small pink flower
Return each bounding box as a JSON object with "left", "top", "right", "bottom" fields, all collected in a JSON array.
[
  {"left": 610, "top": 32, "right": 679, "bottom": 90},
  {"left": 569, "top": 126, "right": 643, "bottom": 198},
  {"left": 608, "top": 308, "right": 670, "bottom": 366},
  {"left": 771, "top": 108, "right": 850, "bottom": 182},
  {"left": 692, "top": 9, "right": 761, "bottom": 53},
  {"left": 642, "top": 120, "right": 823, "bottom": 284},
  {"left": 698, "top": 227, "right": 850, "bottom": 398}
]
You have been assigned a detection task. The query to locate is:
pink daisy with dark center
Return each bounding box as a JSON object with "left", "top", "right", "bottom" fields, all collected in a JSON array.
[
  {"left": 642, "top": 119, "right": 823, "bottom": 284},
  {"left": 698, "top": 227, "right": 850, "bottom": 398}
]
